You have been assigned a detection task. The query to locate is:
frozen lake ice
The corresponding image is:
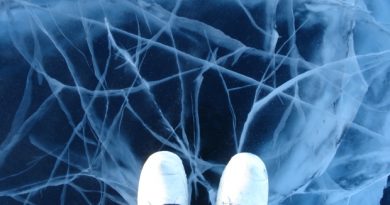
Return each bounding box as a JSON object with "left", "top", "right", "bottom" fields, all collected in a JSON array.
[{"left": 0, "top": 0, "right": 389, "bottom": 204}]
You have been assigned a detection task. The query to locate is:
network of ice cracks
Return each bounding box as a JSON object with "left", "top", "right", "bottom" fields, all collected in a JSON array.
[{"left": 0, "top": 0, "right": 390, "bottom": 204}]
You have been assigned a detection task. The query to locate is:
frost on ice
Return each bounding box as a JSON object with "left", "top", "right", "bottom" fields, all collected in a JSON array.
[{"left": 0, "top": 0, "right": 389, "bottom": 204}]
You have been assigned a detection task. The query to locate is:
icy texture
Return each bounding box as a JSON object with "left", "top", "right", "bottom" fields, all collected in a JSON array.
[{"left": 0, "top": 0, "right": 389, "bottom": 204}]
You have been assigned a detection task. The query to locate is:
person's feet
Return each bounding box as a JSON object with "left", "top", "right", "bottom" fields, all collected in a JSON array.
[
  {"left": 137, "top": 151, "right": 268, "bottom": 205},
  {"left": 216, "top": 152, "right": 268, "bottom": 205},
  {"left": 137, "top": 151, "right": 188, "bottom": 205}
]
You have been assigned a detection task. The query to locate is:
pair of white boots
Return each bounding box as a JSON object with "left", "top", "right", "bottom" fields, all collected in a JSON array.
[{"left": 138, "top": 151, "right": 268, "bottom": 205}]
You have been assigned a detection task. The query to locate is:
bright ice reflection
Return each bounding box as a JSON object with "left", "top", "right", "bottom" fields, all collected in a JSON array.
[{"left": 0, "top": 0, "right": 389, "bottom": 204}]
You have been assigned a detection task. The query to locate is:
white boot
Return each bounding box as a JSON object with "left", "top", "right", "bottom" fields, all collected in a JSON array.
[
  {"left": 216, "top": 153, "right": 268, "bottom": 205},
  {"left": 137, "top": 151, "right": 188, "bottom": 205}
]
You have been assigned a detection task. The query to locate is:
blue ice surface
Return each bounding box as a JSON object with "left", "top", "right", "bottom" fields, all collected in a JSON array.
[{"left": 0, "top": 0, "right": 389, "bottom": 204}]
